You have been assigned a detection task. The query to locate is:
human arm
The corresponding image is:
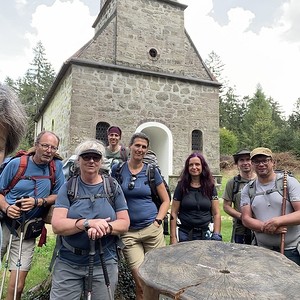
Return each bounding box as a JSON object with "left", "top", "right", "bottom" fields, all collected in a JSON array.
[
  {"left": 170, "top": 199, "right": 180, "bottom": 245},
  {"left": 154, "top": 182, "right": 170, "bottom": 225},
  {"left": 211, "top": 198, "right": 221, "bottom": 234},
  {"left": 223, "top": 199, "right": 242, "bottom": 220},
  {"left": 52, "top": 207, "right": 130, "bottom": 238},
  {"left": 262, "top": 202, "right": 300, "bottom": 234}
]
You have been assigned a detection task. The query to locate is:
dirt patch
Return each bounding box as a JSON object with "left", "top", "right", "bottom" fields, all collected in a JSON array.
[{"left": 220, "top": 152, "right": 300, "bottom": 176}]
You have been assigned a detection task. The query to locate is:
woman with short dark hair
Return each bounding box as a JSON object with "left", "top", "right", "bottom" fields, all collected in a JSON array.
[{"left": 111, "top": 132, "right": 170, "bottom": 300}]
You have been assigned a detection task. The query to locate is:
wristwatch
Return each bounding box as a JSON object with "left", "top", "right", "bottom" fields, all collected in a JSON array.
[
  {"left": 83, "top": 219, "right": 90, "bottom": 231},
  {"left": 155, "top": 218, "right": 162, "bottom": 225}
]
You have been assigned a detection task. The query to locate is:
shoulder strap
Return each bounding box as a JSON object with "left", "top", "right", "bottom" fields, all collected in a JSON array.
[
  {"left": 248, "top": 173, "right": 289, "bottom": 205},
  {"left": 4, "top": 155, "right": 29, "bottom": 195},
  {"left": 119, "top": 145, "right": 128, "bottom": 162},
  {"left": 115, "top": 161, "right": 126, "bottom": 184},
  {"left": 146, "top": 163, "right": 157, "bottom": 196},
  {"left": 67, "top": 176, "right": 79, "bottom": 202},
  {"left": 49, "top": 159, "right": 57, "bottom": 190},
  {"left": 67, "top": 174, "right": 117, "bottom": 209},
  {"left": 102, "top": 174, "right": 116, "bottom": 210},
  {"left": 231, "top": 174, "right": 242, "bottom": 200}
]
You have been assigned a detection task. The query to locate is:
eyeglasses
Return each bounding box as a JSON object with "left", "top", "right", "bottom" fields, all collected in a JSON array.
[
  {"left": 81, "top": 154, "right": 102, "bottom": 162},
  {"left": 128, "top": 175, "right": 137, "bottom": 190},
  {"left": 252, "top": 158, "right": 272, "bottom": 166},
  {"left": 38, "top": 143, "right": 58, "bottom": 152}
]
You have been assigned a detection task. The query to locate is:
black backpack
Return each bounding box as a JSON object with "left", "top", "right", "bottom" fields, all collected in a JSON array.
[{"left": 114, "top": 161, "right": 171, "bottom": 210}]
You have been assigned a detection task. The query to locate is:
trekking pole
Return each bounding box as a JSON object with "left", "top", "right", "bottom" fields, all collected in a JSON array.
[
  {"left": 280, "top": 170, "right": 288, "bottom": 254},
  {"left": 86, "top": 239, "right": 96, "bottom": 300},
  {"left": 99, "top": 239, "right": 113, "bottom": 300},
  {"left": 14, "top": 209, "right": 26, "bottom": 300},
  {"left": 0, "top": 218, "right": 16, "bottom": 299}
]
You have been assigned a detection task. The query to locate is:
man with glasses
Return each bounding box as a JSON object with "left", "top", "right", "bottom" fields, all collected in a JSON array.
[
  {"left": 241, "top": 147, "right": 300, "bottom": 265},
  {"left": 0, "top": 130, "right": 65, "bottom": 299}
]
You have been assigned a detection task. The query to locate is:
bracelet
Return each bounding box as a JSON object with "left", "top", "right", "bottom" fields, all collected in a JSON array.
[
  {"left": 34, "top": 197, "right": 38, "bottom": 207},
  {"left": 5, "top": 205, "right": 10, "bottom": 215},
  {"left": 75, "top": 218, "right": 85, "bottom": 231},
  {"left": 108, "top": 223, "right": 113, "bottom": 235},
  {"left": 42, "top": 198, "right": 47, "bottom": 207}
]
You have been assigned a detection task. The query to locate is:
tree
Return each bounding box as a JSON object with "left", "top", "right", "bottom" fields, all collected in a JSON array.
[
  {"left": 239, "top": 85, "right": 278, "bottom": 149},
  {"left": 220, "top": 127, "right": 238, "bottom": 155},
  {"left": 205, "top": 51, "right": 230, "bottom": 98},
  {"left": 9, "top": 41, "right": 56, "bottom": 146}
]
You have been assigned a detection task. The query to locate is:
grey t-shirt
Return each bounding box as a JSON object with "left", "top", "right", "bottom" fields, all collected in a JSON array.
[{"left": 241, "top": 175, "right": 300, "bottom": 249}]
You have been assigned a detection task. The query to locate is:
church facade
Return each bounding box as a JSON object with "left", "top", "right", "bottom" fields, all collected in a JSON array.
[{"left": 35, "top": 0, "right": 220, "bottom": 185}]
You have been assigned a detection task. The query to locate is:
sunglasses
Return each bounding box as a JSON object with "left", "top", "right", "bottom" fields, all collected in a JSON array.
[
  {"left": 81, "top": 154, "right": 102, "bottom": 162},
  {"left": 128, "top": 175, "right": 137, "bottom": 190}
]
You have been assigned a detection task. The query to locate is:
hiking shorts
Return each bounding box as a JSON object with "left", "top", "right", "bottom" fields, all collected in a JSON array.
[
  {"left": 50, "top": 258, "right": 118, "bottom": 300},
  {"left": 1, "top": 222, "right": 35, "bottom": 271},
  {"left": 121, "top": 222, "right": 165, "bottom": 270}
]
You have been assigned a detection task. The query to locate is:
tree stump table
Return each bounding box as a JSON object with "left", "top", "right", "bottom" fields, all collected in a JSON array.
[{"left": 138, "top": 240, "right": 300, "bottom": 300}]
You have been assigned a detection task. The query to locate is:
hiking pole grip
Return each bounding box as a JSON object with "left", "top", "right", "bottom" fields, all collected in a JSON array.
[{"left": 280, "top": 170, "right": 288, "bottom": 254}]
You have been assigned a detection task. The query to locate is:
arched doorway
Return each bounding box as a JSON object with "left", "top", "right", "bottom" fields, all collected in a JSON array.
[{"left": 136, "top": 122, "right": 172, "bottom": 182}]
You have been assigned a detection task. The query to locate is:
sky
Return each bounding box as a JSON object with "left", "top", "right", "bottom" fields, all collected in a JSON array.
[{"left": 0, "top": 0, "right": 299, "bottom": 117}]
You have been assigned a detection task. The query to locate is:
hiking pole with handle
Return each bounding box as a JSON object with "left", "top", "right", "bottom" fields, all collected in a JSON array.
[
  {"left": 86, "top": 239, "right": 96, "bottom": 300},
  {"left": 99, "top": 238, "right": 113, "bottom": 300},
  {"left": 0, "top": 218, "right": 16, "bottom": 299},
  {"left": 14, "top": 202, "right": 26, "bottom": 300},
  {"left": 280, "top": 170, "right": 288, "bottom": 254}
]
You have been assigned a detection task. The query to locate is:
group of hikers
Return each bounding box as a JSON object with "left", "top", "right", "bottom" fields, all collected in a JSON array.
[{"left": 0, "top": 82, "right": 300, "bottom": 300}]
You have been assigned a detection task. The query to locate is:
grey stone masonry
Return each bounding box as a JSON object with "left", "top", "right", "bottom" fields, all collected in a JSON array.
[{"left": 35, "top": 0, "right": 221, "bottom": 183}]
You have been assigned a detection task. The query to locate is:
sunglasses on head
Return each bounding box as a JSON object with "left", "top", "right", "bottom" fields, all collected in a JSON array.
[
  {"left": 128, "top": 175, "right": 137, "bottom": 190},
  {"left": 81, "top": 154, "right": 102, "bottom": 162}
]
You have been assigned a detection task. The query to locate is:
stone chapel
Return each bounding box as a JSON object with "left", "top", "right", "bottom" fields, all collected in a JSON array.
[{"left": 35, "top": 0, "right": 221, "bottom": 187}]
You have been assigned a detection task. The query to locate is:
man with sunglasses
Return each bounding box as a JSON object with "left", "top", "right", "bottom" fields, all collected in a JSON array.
[
  {"left": 241, "top": 147, "right": 300, "bottom": 265},
  {"left": 0, "top": 131, "right": 65, "bottom": 299}
]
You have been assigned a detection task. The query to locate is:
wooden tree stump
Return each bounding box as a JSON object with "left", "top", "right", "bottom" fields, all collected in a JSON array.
[{"left": 138, "top": 240, "right": 300, "bottom": 300}]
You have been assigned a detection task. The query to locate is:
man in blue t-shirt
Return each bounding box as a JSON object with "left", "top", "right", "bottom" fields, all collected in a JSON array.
[{"left": 0, "top": 131, "right": 65, "bottom": 300}]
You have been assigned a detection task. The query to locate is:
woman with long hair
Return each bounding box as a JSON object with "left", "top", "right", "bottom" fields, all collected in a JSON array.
[{"left": 170, "top": 152, "right": 222, "bottom": 243}]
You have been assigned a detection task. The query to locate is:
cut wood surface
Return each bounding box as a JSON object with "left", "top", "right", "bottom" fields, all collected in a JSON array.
[{"left": 138, "top": 240, "right": 300, "bottom": 300}]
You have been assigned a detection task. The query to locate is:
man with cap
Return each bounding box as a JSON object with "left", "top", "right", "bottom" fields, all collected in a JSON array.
[
  {"left": 241, "top": 147, "right": 300, "bottom": 265},
  {"left": 103, "top": 126, "right": 129, "bottom": 174},
  {"left": 222, "top": 149, "right": 256, "bottom": 244}
]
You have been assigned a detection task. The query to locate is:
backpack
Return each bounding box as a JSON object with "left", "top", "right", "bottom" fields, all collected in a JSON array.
[
  {"left": 49, "top": 174, "right": 119, "bottom": 270},
  {"left": 66, "top": 174, "right": 117, "bottom": 209},
  {"left": 248, "top": 171, "right": 290, "bottom": 204},
  {"left": 231, "top": 174, "right": 242, "bottom": 201},
  {"left": 0, "top": 148, "right": 61, "bottom": 196},
  {"left": 114, "top": 161, "right": 171, "bottom": 210},
  {"left": 114, "top": 152, "right": 171, "bottom": 235}
]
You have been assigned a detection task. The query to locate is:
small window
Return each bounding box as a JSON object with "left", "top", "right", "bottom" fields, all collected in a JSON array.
[
  {"left": 96, "top": 122, "right": 110, "bottom": 146},
  {"left": 192, "top": 130, "right": 203, "bottom": 151}
]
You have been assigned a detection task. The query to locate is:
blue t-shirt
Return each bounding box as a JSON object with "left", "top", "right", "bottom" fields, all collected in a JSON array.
[
  {"left": 0, "top": 156, "right": 65, "bottom": 219},
  {"left": 55, "top": 177, "right": 128, "bottom": 265},
  {"left": 111, "top": 162, "right": 163, "bottom": 229}
]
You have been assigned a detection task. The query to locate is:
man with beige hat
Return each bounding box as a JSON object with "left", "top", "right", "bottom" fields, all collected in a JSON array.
[{"left": 241, "top": 147, "right": 300, "bottom": 265}]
